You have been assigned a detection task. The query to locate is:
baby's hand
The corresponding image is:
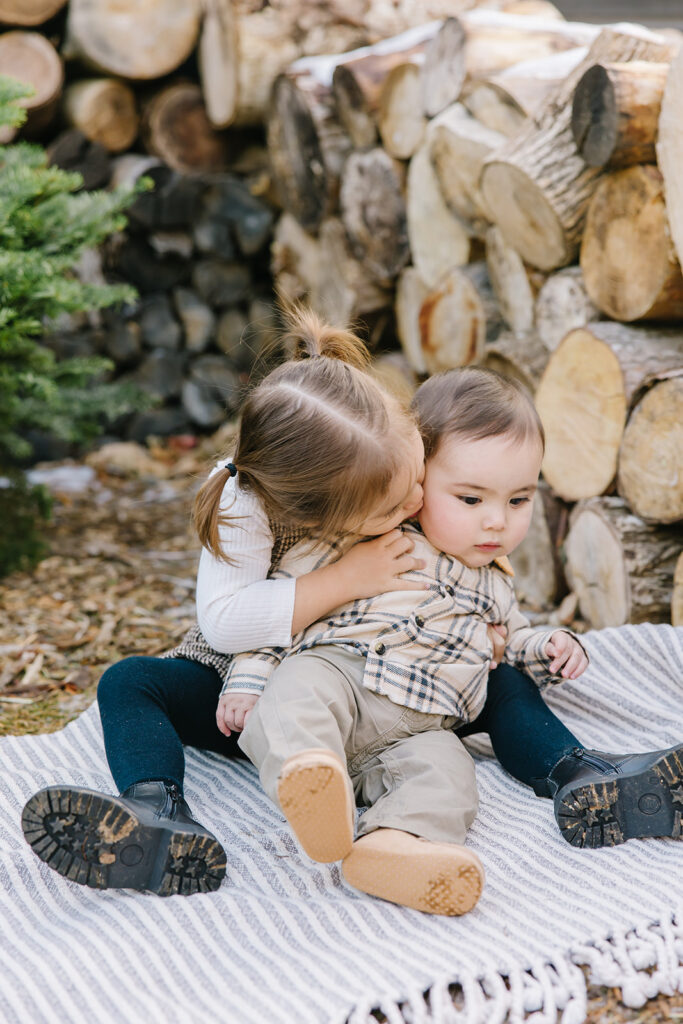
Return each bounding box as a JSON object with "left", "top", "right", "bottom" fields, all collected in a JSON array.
[
  {"left": 216, "top": 692, "right": 259, "bottom": 737},
  {"left": 488, "top": 623, "right": 507, "bottom": 669},
  {"left": 336, "top": 531, "right": 427, "bottom": 599},
  {"left": 546, "top": 631, "right": 588, "bottom": 680}
]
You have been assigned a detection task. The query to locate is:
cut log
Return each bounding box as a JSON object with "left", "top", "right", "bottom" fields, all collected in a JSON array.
[
  {"left": 463, "top": 46, "right": 587, "bottom": 136},
  {"left": 142, "top": 84, "right": 231, "bottom": 175},
  {"left": 270, "top": 212, "right": 322, "bottom": 306},
  {"left": 47, "top": 129, "right": 111, "bottom": 190},
  {"left": 111, "top": 156, "right": 203, "bottom": 231},
  {"left": 509, "top": 482, "right": 568, "bottom": 609},
  {"left": 480, "top": 26, "right": 677, "bottom": 271},
  {"left": 0, "top": 0, "right": 66, "bottom": 26},
  {"left": 428, "top": 103, "right": 505, "bottom": 238},
  {"left": 564, "top": 497, "right": 681, "bottom": 627},
  {"left": 311, "top": 218, "right": 392, "bottom": 325},
  {"left": 232, "top": 8, "right": 300, "bottom": 126},
  {"left": 339, "top": 148, "right": 409, "bottom": 282},
  {"left": 64, "top": 0, "right": 201, "bottom": 80},
  {"left": 483, "top": 329, "right": 549, "bottom": 394},
  {"left": 580, "top": 165, "right": 683, "bottom": 322},
  {"left": 572, "top": 61, "right": 669, "bottom": 168},
  {"left": 656, "top": 46, "right": 683, "bottom": 275},
  {"left": 0, "top": 30, "right": 62, "bottom": 140},
  {"left": 371, "top": 351, "right": 418, "bottom": 408},
  {"left": 535, "top": 266, "right": 599, "bottom": 352},
  {"left": 617, "top": 374, "right": 683, "bottom": 525},
  {"left": 485, "top": 225, "right": 544, "bottom": 336},
  {"left": 419, "top": 18, "right": 467, "bottom": 118},
  {"left": 418, "top": 266, "right": 486, "bottom": 375},
  {"left": 331, "top": 23, "right": 439, "bottom": 149},
  {"left": 267, "top": 57, "right": 351, "bottom": 233},
  {"left": 535, "top": 321, "right": 683, "bottom": 502},
  {"left": 395, "top": 266, "right": 430, "bottom": 376},
  {"left": 377, "top": 58, "right": 426, "bottom": 159},
  {"left": 673, "top": 551, "right": 683, "bottom": 627},
  {"left": 406, "top": 144, "right": 469, "bottom": 290},
  {"left": 62, "top": 79, "right": 138, "bottom": 153},
  {"left": 198, "top": 0, "right": 238, "bottom": 129}
]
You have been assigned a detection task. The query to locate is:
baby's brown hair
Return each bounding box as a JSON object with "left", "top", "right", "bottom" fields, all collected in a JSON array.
[
  {"left": 194, "top": 304, "right": 417, "bottom": 561},
  {"left": 412, "top": 366, "right": 545, "bottom": 459}
]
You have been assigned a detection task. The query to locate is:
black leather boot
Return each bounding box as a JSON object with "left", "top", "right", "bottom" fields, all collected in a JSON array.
[
  {"left": 21, "top": 781, "right": 226, "bottom": 895},
  {"left": 546, "top": 744, "right": 683, "bottom": 848}
]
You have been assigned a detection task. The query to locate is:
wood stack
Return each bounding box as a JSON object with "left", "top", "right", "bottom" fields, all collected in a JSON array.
[{"left": 264, "top": 7, "right": 683, "bottom": 626}]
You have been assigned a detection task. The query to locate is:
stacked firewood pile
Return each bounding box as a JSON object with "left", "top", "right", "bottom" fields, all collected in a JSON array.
[{"left": 265, "top": 7, "right": 683, "bottom": 630}]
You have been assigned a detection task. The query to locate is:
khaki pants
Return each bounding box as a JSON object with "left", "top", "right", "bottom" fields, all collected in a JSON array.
[{"left": 238, "top": 647, "right": 478, "bottom": 845}]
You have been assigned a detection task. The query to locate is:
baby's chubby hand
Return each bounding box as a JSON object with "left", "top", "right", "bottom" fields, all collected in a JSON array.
[
  {"left": 545, "top": 631, "right": 588, "bottom": 680},
  {"left": 216, "top": 692, "right": 259, "bottom": 737}
]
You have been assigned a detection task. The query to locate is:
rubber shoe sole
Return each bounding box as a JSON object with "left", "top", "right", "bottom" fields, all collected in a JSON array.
[
  {"left": 21, "top": 786, "right": 226, "bottom": 895},
  {"left": 556, "top": 744, "right": 683, "bottom": 848},
  {"left": 342, "top": 828, "right": 484, "bottom": 916},
  {"left": 277, "top": 749, "right": 354, "bottom": 863}
]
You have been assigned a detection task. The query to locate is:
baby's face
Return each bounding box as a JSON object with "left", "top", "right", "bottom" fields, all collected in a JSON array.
[{"left": 417, "top": 432, "right": 543, "bottom": 568}]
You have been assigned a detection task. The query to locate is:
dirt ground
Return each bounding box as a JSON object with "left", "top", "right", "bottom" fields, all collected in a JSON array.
[{"left": 1, "top": 437, "right": 681, "bottom": 1024}]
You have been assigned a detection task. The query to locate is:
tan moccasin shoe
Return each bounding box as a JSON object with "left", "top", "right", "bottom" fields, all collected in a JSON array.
[
  {"left": 342, "top": 828, "right": 484, "bottom": 915},
  {"left": 277, "top": 748, "right": 355, "bottom": 863}
]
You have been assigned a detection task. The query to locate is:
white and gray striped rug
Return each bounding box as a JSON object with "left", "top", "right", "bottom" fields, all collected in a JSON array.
[{"left": 1, "top": 624, "right": 682, "bottom": 1024}]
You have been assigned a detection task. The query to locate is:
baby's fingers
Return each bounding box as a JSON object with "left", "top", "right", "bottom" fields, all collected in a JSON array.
[
  {"left": 216, "top": 707, "right": 232, "bottom": 737},
  {"left": 561, "top": 648, "right": 587, "bottom": 679}
]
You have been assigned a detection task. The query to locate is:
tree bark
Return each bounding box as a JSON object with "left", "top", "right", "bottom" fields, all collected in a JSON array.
[
  {"left": 198, "top": 0, "right": 238, "bottom": 129},
  {"left": 428, "top": 103, "right": 505, "bottom": 238},
  {"left": 564, "top": 496, "right": 681, "bottom": 627},
  {"left": 378, "top": 58, "right": 427, "bottom": 159},
  {"left": 395, "top": 266, "right": 430, "bottom": 376},
  {"left": 617, "top": 373, "right": 683, "bottom": 525},
  {"left": 509, "top": 481, "right": 568, "bottom": 609},
  {"left": 339, "top": 148, "right": 409, "bottom": 282},
  {"left": 480, "top": 26, "right": 677, "bottom": 271},
  {"left": 535, "top": 321, "right": 683, "bottom": 502},
  {"left": 0, "top": 30, "right": 62, "bottom": 141},
  {"left": 572, "top": 60, "right": 669, "bottom": 168},
  {"left": 267, "top": 58, "right": 351, "bottom": 233},
  {"left": 406, "top": 144, "right": 470, "bottom": 290},
  {"left": 580, "top": 165, "right": 683, "bottom": 322},
  {"left": 418, "top": 266, "right": 486, "bottom": 375},
  {"left": 0, "top": 0, "right": 66, "bottom": 26},
  {"left": 464, "top": 46, "right": 587, "bottom": 136},
  {"left": 535, "top": 266, "right": 599, "bottom": 352},
  {"left": 331, "top": 23, "right": 438, "bottom": 148},
  {"left": 64, "top": 0, "right": 201, "bottom": 80},
  {"left": 483, "top": 328, "right": 549, "bottom": 394},
  {"left": 142, "top": 84, "right": 231, "bottom": 175},
  {"left": 63, "top": 79, "right": 138, "bottom": 154},
  {"left": 485, "top": 225, "right": 544, "bottom": 336},
  {"left": 656, "top": 45, "right": 683, "bottom": 276}
]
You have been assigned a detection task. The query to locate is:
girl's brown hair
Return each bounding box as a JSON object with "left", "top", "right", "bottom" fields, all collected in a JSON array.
[
  {"left": 412, "top": 366, "right": 545, "bottom": 459},
  {"left": 194, "top": 304, "right": 416, "bottom": 561}
]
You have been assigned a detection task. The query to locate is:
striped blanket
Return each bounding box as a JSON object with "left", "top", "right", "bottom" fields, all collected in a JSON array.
[{"left": 1, "top": 624, "right": 682, "bottom": 1024}]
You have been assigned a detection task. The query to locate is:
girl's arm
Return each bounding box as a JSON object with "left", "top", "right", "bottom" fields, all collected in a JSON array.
[{"left": 196, "top": 483, "right": 425, "bottom": 654}]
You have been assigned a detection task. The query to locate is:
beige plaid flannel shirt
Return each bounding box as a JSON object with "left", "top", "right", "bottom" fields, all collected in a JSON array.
[{"left": 223, "top": 524, "right": 580, "bottom": 723}]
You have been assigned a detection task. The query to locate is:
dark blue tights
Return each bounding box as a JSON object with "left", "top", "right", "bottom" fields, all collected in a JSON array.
[{"left": 98, "top": 658, "right": 581, "bottom": 796}]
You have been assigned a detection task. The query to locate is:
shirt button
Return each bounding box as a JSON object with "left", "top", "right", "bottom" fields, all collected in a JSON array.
[
  {"left": 444, "top": 584, "right": 454, "bottom": 596},
  {"left": 415, "top": 615, "right": 425, "bottom": 628},
  {"left": 374, "top": 641, "right": 386, "bottom": 655}
]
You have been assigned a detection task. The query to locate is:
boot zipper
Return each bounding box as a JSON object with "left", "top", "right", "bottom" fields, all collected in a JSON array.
[{"left": 573, "top": 748, "right": 619, "bottom": 774}]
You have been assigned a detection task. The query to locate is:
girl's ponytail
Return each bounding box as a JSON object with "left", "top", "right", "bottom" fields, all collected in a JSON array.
[
  {"left": 280, "top": 301, "right": 370, "bottom": 371},
  {"left": 193, "top": 465, "right": 234, "bottom": 560}
]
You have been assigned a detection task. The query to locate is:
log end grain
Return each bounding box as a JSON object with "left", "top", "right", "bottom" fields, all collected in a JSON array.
[
  {"left": 564, "top": 503, "right": 630, "bottom": 627},
  {"left": 571, "top": 64, "right": 617, "bottom": 167},
  {"left": 673, "top": 550, "right": 683, "bottom": 627}
]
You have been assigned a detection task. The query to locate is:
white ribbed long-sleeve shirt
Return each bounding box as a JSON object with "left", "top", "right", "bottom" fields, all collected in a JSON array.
[{"left": 195, "top": 467, "right": 297, "bottom": 653}]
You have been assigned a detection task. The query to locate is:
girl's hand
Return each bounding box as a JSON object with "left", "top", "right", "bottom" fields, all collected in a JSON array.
[
  {"left": 335, "top": 530, "right": 427, "bottom": 600},
  {"left": 216, "top": 692, "right": 259, "bottom": 737},
  {"left": 546, "top": 632, "right": 589, "bottom": 679}
]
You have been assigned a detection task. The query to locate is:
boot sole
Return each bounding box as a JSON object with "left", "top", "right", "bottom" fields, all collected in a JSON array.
[
  {"left": 556, "top": 744, "right": 683, "bottom": 848},
  {"left": 342, "top": 834, "right": 484, "bottom": 916},
  {"left": 21, "top": 786, "right": 226, "bottom": 895},
  {"left": 277, "top": 751, "right": 354, "bottom": 863}
]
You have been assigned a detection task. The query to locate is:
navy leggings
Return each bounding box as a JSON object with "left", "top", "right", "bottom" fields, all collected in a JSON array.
[{"left": 98, "top": 657, "right": 581, "bottom": 797}]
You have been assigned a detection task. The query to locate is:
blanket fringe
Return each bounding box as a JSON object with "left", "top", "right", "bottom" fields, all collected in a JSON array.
[{"left": 346, "top": 910, "right": 683, "bottom": 1024}]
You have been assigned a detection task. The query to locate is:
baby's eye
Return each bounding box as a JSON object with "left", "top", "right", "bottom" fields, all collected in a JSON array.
[
  {"left": 510, "top": 496, "right": 530, "bottom": 507},
  {"left": 458, "top": 495, "right": 480, "bottom": 506}
]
